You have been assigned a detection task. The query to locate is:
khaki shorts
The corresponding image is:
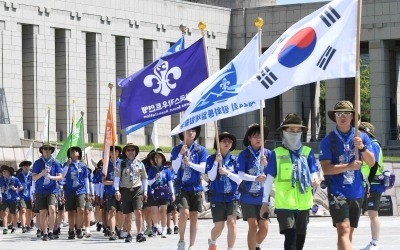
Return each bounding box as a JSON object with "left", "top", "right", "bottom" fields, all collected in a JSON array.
[
  {"left": 105, "top": 195, "right": 122, "bottom": 212},
  {"left": 276, "top": 210, "right": 309, "bottom": 234},
  {"left": 35, "top": 193, "right": 57, "bottom": 211},
  {"left": 328, "top": 195, "right": 363, "bottom": 228},
  {"left": 65, "top": 194, "right": 86, "bottom": 211},
  {"left": 178, "top": 190, "right": 203, "bottom": 212},
  {"left": 120, "top": 187, "right": 143, "bottom": 214},
  {"left": 210, "top": 200, "right": 241, "bottom": 223},
  {"left": 19, "top": 199, "right": 33, "bottom": 210}
]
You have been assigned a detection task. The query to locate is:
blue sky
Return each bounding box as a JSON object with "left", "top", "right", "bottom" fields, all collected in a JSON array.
[{"left": 277, "top": 0, "right": 326, "bottom": 5}]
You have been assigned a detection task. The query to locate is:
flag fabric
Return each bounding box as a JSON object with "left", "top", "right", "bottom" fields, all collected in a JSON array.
[
  {"left": 25, "top": 141, "right": 34, "bottom": 162},
  {"left": 56, "top": 117, "right": 85, "bottom": 164},
  {"left": 124, "top": 37, "right": 185, "bottom": 135},
  {"left": 151, "top": 122, "right": 159, "bottom": 150},
  {"left": 171, "top": 33, "right": 261, "bottom": 134},
  {"left": 41, "top": 110, "right": 49, "bottom": 142},
  {"left": 173, "top": 0, "right": 357, "bottom": 134},
  {"left": 118, "top": 38, "right": 208, "bottom": 128},
  {"left": 102, "top": 97, "right": 117, "bottom": 176}
]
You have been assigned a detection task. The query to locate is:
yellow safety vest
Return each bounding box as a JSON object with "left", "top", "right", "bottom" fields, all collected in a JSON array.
[
  {"left": 274, "top": 146, "right": 313, "bottom": 210},
  {"left": 361, "top": 140, "right": 383, "bottom": 185}
]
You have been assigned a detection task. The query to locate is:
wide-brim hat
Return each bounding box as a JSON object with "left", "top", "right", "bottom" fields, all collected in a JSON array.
[
  {"left": 277, "top": 113, "right": 308, "bottom": 132},
  {"left": 213, "top": 132, "right": 237, "bottom": 151},
  {"left": 359, "top": 122, "right": 376, "bottom": 139},
  {"left": 109, "top": 145, "right": 122, "bottom": 153},
  {"left": 1, "top": 165, "right": 14, "bottom": 175},
  {"left": 178, "top": 126, "right": 201, "bottom": 142},
  {"left": 19, "top": 161, "right": 32, "bottom": 168},
  {"left": 243, "top": 123, "right": 270, "bottom": 147},
  {"left": 152, "top": 148, "right": 166, "bottom": 164},
  {"left": 67, "top": 146, "right": 83, "bottom": 159},
  {"left": 327, "top": 100, "right": 355, "bottom": 122},
  {"left": 39, "top": 144, "right": 55, "bottom": 154},
  {"left": 122, "top": 143, "right": 140, "bottom": 156}
]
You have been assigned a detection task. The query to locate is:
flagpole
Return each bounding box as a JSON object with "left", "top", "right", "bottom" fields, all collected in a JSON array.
[
  {"left": 178, "top": 24, "right": 189, "bottom": 147},
  {"left": 47, "top": 106, "right": 50, "bottom": 145},
  {"left": 354, "top": 0, "right": 362, "bottom": 160},
  {"left": 255, "top": 17, "right": 265, "bottom": 152},
  {"left": 81, "top": 111, "right": 85, "bottom": 161},
  {"left": 109, "top": 83, "right": 116, "bottom": 171},
  {"left": 68, "top": 98, "right": 76, "bottom": 159},
  {"left": 198, "top": 21, "right": 220, "bottom": 157}
]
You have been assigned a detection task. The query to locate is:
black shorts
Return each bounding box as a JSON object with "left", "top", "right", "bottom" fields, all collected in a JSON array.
[
  {"left": 210, "top": 201, "right": 241, "bottom": 223},
  {"left": 35, "top": 193, "right": 57, "bottom": 211},
  {"left": 178, "top": 190, "right": 203, "bottom": 212},
  {"left": 167, "top": 200, "right": 177, "bottom": 213},
  {"left": 1, "top": 201, "right": 19, "bottom": 214},
  {"left": 328, "top": 195, "right": 363, "bottom": 228},
  {"left": 240, "top": 203, "right": 262, "bottom": 221},
  {"left": 20, "top": 199, "right": 33, "bottom": 210},
  {"left": 276, "top": 211, "right": 309, "bottom": 234},
  {"left": 366, "top": 192, "right": 382, "bottom": 211},
  {"left": 65, "top": 194, "right": 86, "bottom": 211},
  {"left": 148, "top": 195, "right": 168, "bottom": 207}
]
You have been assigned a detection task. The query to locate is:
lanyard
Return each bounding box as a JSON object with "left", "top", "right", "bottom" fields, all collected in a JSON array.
[
  {"left": 333, "top": 127, "right": 354, "bottom": 163},
  {"left": 248, "top": 146, "right": 261, "bottom": 175},
  {"left": 222, "top": 153, "right": 232, "bottom": 168},
  {"left": 23, "top": 171, "right": 31, "bottom": 185}
]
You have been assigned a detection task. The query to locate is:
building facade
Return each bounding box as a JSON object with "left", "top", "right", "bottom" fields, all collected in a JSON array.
[{"left": 0, "top": 0, "right": 399, "bottom": 149}]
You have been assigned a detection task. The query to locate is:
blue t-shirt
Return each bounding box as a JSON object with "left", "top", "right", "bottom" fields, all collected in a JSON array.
[
  {"left": 63, "top": 161, "right": 89, "bottom": 196},
  {"left": 369, "top": 141, "right": 385, "bottom": 193},
  {"left": 32, "top": 157, "right": 62, "bottom": 195},
  {"left": 92, "top": 169, "right": 102, "bottom": 185},
  {"left": 170, "top": 142, "right": 208, "bottom": 192},
  {"left": 2, "top": 176, "right": 22, "bottom": 202},
  {"left": 16, "top": 170, "right": 33, "bottom": 201},
  {"left": 237, "top": 147, "right": 272, "bottom": 205},
  {"left": 205, "top": 153, "right": 239, "bottom": 202},
  {"left": 319, "top": 127, "right": 372, "bottom": 199},
  {"left": 148, "top": 166, "right": 173, "bottom": 191},
  {"left": 104, "top": 159, "right": 121, "bottom": 196}
]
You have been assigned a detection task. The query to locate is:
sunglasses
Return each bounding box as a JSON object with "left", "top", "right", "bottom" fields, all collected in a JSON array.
[
  {"left": 334, "top": 112, "right": 352, "bottom": 118},
  {"left": 42, "top": 147, "right": 52, "bottom": 150},
  {"left": 125, "top": 148, "right": 136, "bottom": 152}
]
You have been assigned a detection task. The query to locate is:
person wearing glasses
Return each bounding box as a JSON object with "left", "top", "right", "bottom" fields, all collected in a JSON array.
[
  {"left": 114, "top": 143, "right": 148, "bottom": 243},
  {"left": 205, "top": 132, "right": 241, "bottom": 250},
  {"left": 260, "top": 114, "right": 320, "bottom": 250},
  {"left": 319, "top": 101, "right": 375, "bottom": 250},
  {"left": 32, "top": 144, "right": 63, "bottom": 241}
]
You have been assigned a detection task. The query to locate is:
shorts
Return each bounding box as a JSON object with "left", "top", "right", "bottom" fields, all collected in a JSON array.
[
  {"left": 167, "top": 200, "right": 177, "bottom": 213},
  {"left": 241, "top": 203, "right": 262, "bottom": 221},
  {"left": 105, "top": 195, "right": 122, "bottom": 212},
  {"left": 276, "top": 210, "right": 309, "bottom": 234},
  {"left": 148, "top": 195, "right": 168, "bottom": 207},
  {"left": 178, "top": 190, "right": 203, "bottom": 212},
  {"left": 328, "top": 195, "right": 363, "bottom": 228},
  {"left": 366, "top": 192, "right": 382, "bottom": 211},
  {"left": 65, "top": 194, "right": 86, "bottom": 211},
  {"left": 35, "top": 193, "right": 57, "bottom": 211},
  {"left": 20, "top": 199, "right": 33, "bottom": 210},
  {"left": 120, "top": 187, "right": 143, "bottom": 214},
  {"left": 210, "top": 200, "right": 241, "bottom": 223},
  {"left": 2, "top": 201, "right": 19, "bottom": 214},
  {"left": 85, "top": 200, "right": 93, "bottom": 211}
]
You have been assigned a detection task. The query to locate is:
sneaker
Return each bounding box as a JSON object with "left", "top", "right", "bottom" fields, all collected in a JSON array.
[
  {"left": 148, "top": 230, "right": 155, "bottom": 237},
  {"left": 17, "top": 221, "right": 22, "bottom": 228},
  {"left": 104, "top": 228, "right": 111, "bottom": 237},
  {"left": 26, "top": 227, "right": 32, "bottom": 233},
  {"left": 36, "top": 229, "right": 42, "bottom": 237},
  {"left": 167, "top": 227, "right": 172, "bottom": 234},
  {"left": 68, "top": 230, "right": 75, "bottom": 240},
  {"left": 109, "top": 232, "right": 117, "bottom": 241},
  {"left": 255, "top": 247, "right": 261, "bottom": 250},
  {"left": 144, "top": 227, "right": 151, "bottom": 235},
  {"left": 136, "top": 233, "right": 146, "bottom": 242},
  {"left": 116, "top": 228, "right": 124, "bottom": 239},
  {"left": 208, "top": 238, "right": 217, "bottom": 250},
  {"left": 90, "top": 221, "right": 96, "bottom": 226},
  {"left": 10, "top": 228, "right": 16, "bottom": 234},
  {"left": 362, "top": 242, "right": 379, "bottom": 250},
  {"left": 30, "top": 219, "right": 34, "bottom": 228},
  {"left": 96, "top": 223, "right": 102, "bottom": 232},
  {"left": 62, "top": 221, "right": 69, "bottom": 227},
  {"left": 42, "top": 233, "right": 49, "bottom": 241},
  {"left": 177, "top": 240, "right": 186, "bottom": 250},
  {"left": 22, "top": 227, "right": 27, "bottom": 233},
  {"left": 121, "top": 230, "right": 128, "bottom": 238},
  {"left": 85, "top": 232, "right": 92, "bottom": 238},
  {"left": 125, "top": 234, "right": 132, "bottom": 243},
  {"left": 161, "top": 229, "right": 167, "bottom": 238},
  {"left": 76, "top": 229, "right": 83, "bottom": 239},
  {"left": 48, "top": 232, "right": 55, "bottom": 240},
  {"left": 3, "top": 229, "right": 8, "bottom": 234},
  {"left": 7, "top": 224, "right": 12, "bottom": 229},
  {"left": 174, "top": 226, "right": 179, "bottom": 234}
]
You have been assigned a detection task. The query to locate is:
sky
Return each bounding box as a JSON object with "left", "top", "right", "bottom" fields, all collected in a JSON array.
[{"left": 277, "top": 0, "right": 326, "bottom": 5}]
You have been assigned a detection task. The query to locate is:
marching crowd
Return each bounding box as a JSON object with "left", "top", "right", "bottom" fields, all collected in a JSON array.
[{"left": 0, "top": 100, "right": 392, "bottom": 250}]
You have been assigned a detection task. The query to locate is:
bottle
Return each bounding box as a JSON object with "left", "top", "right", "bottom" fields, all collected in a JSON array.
[{"left": 383, "top": 171, "right": 391, "bottom": 187}]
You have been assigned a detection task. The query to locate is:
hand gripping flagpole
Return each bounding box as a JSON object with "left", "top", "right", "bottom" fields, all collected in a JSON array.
[
  {"left": 255, "top": 17, "right": 265, "bottom": 154},
  {"left": 354, "top": 0, "right": 362, "bottom": 160},
  {"left": 198, "top": 21, "right": 221, "bottom": 164}
]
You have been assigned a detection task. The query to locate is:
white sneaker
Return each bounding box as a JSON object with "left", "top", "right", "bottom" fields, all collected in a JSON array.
[
  {"left": 177, "top": 240, "right": 186, "bottom": 250},
  {"left": 361, "top": 242, "right": 379, "bottom": 250},
  {"left": 161, "top": 229, "right": 167, "bottom": 238},
  {"left": 62, "top": 221, "right": 69, "bottom": 227}
]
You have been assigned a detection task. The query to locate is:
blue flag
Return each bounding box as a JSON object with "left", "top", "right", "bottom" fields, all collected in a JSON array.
[
  {"left": 119, "top": 38, "right": 207, "bottom": 128},
  {"left": 124, "top": 37, "right": 185, "bottom": 135}
]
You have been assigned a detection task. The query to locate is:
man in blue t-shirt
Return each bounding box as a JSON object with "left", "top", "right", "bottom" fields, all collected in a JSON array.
[
  {"left": 16, "top": 161, "right": 33, "bottom": 233},
  {"left": 1, "top": 165, "right": 22, "bottom": 234},
  {"left": 32, "top": 144, "right": 63, "bottom": 241},
  {"left": 171, "top": 126, "right": 208, "bottom": 250},
  {"left": 319, "top": 101, "right": 375, "bottom": 250}
]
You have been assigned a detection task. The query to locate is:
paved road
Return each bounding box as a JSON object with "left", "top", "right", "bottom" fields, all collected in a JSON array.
[{"left": 0, "top": 215, "right": 399, "bottom": 250}]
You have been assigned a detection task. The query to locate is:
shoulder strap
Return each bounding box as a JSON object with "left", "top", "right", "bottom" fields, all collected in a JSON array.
[{"left": 329, "top": 131, "right": 338, "bottom": 160}]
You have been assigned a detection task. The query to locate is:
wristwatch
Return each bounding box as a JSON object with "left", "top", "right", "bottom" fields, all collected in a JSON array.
[{"left": 359, "top": 145, "right": 367, "bottom": 152}]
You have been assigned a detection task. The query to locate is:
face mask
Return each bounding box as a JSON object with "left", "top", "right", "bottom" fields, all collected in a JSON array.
[{"left": 282, "top": 131, "right": 302, "bottom": 151}]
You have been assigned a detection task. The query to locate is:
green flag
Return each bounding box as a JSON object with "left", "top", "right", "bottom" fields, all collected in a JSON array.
[{"left": 56, "top": 117, "right": 84, "bottom": 164}]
